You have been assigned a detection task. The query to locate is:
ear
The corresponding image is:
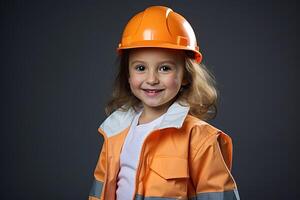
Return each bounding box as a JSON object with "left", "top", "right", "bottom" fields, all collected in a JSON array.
[{"left": 182, "top": 78, "right": 188, "bottom": 86}]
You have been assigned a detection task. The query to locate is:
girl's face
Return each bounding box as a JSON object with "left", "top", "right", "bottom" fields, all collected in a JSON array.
[{"left": 128, "top": 48, "right": 186, "bottom": 112}]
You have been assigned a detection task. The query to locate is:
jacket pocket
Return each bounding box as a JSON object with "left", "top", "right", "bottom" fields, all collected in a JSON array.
[
  {"left": 145, "top": 156, "right": 189, "bottom": 197},
  {"left": 149, "top": 156, "right": 189, "bottom": 179}
]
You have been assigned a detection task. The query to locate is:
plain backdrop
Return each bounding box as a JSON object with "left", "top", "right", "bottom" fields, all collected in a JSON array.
[{"left": 1, "top": 0, "right": 299, "bottom": 199}]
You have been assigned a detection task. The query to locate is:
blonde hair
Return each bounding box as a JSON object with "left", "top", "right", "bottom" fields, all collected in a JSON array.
[{"left": 105, "top": 50, "right": 219, "bottom": 121}]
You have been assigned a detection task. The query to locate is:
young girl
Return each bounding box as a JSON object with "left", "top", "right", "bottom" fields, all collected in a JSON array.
[{"left": 88, "top": 6, "right": 240, "bottom": 200}]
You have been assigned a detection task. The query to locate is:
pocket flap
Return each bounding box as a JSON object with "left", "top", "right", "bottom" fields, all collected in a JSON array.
[{"left": 149, "top": 156, "right": 189, "bottom": 179}]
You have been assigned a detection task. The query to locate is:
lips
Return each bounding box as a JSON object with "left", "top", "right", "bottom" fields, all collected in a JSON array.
[
  {"left": 142, "top": 89, "right": 164, "bottom": 93},
  {"left": 142, "top": 88, "right": 164, "bottom": 96}
]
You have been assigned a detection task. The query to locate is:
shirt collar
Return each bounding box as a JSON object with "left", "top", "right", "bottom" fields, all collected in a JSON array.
[{"left": 99, "top": 101, "right": 190, "bottom": 138}]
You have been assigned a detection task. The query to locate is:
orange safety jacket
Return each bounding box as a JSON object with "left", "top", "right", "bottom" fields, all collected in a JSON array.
[{"left": 88, "top": 102, "right": 240, "bottom": 200}]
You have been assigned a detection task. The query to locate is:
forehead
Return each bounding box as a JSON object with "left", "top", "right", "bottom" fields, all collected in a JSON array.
[{"left": 129, "top": 48, "right": 184, "bottom": 63}]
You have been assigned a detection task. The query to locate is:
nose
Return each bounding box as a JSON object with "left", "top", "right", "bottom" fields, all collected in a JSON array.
[{"left": 145, "top": 70, "right": 159, "bottom": 85}]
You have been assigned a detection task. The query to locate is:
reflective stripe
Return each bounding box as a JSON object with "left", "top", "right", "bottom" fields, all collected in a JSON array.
[
  {"left": 135, "top": 195, "right": 177, "bottom": 200},
  {"left": 135, "top": 189, "right": 240, "bottom": 200},
  {"left": 89, "top": 179, "right": 103, "bottom": 198},
  {"left": 190, "top": 189, "right": 240, "bottom": 200}
]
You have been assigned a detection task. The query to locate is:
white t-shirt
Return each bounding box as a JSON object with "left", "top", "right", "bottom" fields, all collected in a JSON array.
[{"left": 116, "top": 111, "right": 165, "bottom": 200}]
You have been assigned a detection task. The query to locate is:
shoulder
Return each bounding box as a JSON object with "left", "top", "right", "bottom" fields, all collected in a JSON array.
[
  {"left": 183, "top": 114, "right": 222, "bottom": 138},
  {"left": 183, "top": 114, "right": 233, "bottom": 153}
]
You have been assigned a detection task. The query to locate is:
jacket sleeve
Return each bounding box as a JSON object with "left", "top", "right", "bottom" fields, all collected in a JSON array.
[
  {"left": 189, "top": 126, "right": 240, "bottom": 200},
  {"left": 88, "top": 139, "right": 106, "bottom": 200}
]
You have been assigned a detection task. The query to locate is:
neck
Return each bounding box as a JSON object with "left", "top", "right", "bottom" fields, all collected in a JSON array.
[{"left": 138, "top": 103, "right": 171, "bottom": 125}]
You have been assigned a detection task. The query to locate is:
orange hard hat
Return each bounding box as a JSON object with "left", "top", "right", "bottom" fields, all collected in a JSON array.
[{"left": 117, "top": 6, "right": 202, "bottom": 63}]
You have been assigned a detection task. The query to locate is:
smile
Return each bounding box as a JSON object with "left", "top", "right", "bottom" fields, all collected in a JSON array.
[{"left": 142, "top": 89, "right": 164, "bottom": 96}]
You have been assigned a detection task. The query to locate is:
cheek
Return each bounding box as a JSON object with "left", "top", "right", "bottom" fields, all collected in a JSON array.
[
  {"left": 163, "top": 74, "right": 182, "bottom": 90},
  {"left": 129, "top": 75, "right": 143, "bottom": 88}
]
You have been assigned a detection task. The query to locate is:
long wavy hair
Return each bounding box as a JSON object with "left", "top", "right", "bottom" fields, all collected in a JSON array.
[{"left": 105, "top": 49, "right": 219, "bottom": 121}]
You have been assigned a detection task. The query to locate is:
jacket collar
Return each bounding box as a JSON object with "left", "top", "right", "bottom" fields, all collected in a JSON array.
[{"left": 99, "top": 101, "right": 190, "bottom": 138}]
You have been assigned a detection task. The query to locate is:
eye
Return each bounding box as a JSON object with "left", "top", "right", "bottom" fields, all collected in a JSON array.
[
  {"left": 135, "top": 65, "right": 145, "bottom": 71},
  {"left": 159, "top": 65, "right": 172, "bottom": 72}
]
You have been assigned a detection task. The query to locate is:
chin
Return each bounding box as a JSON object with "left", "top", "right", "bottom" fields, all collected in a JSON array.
[
  {"left": 143, "top": 100, "right": 171, "bottom": 109},
  {"left": 142, "top": 100, "right": 163, "bottom": 107}
]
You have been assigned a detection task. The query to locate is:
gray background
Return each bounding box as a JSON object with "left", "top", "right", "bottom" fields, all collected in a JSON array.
[{"left": 1, "top": 0, "right": 299, "bottom": 199}]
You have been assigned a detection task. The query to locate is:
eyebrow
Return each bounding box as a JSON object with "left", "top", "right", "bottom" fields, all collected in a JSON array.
[{"left": 130, "top": 60, "right": 177, "bottom": 66}]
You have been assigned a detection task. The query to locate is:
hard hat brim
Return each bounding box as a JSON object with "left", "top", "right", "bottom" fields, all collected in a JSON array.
[{"left": 117, "top": 41, "right": 202, "bottom": 63}]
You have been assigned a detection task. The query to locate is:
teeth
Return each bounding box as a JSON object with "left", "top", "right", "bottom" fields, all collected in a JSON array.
[{"left": 144, "top": 89, "right": 161, "bottom": 93}]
